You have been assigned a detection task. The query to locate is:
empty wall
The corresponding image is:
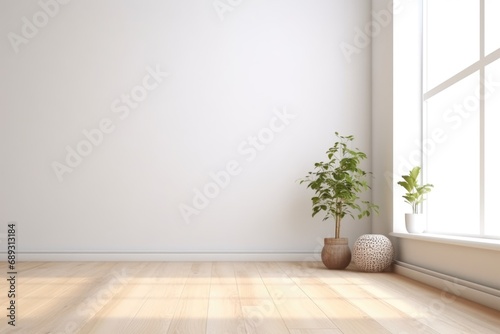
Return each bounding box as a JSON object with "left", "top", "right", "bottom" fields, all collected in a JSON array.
[{"left": 0, "top": 0, "right": 372, "bottom": 258}]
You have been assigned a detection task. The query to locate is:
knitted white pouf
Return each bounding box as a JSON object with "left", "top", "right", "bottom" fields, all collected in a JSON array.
[{"left": 352, "top": 234, "right": 394, "bottom": 272}]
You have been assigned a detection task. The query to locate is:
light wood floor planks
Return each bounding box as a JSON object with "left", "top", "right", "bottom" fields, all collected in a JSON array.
[{"left": 0, "top": 261, "right": 499, "bottom": 333}]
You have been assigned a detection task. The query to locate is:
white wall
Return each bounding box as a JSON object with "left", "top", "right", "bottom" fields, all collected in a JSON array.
[
  {"left": 0, "top": 0, "right": 373, "bottom": 257},
  {"left": 371, "top": 0, "right": 393, "bottom": 236},
  {"left": 398, "top": 239, "right": 500, "bottom": 290}
]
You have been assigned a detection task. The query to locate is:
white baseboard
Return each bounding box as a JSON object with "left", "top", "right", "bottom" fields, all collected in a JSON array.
[
  {"left": 2, "top": 251, "right": 321, "bottom": 262},
  {"left": 394, "top": 261, "right": 500, "bottom": 312}
]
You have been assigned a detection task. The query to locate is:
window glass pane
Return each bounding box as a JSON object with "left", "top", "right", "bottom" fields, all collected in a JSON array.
[
  {"left": 426, "top": 0, "right": 479, "bottom": 90},
  {"left": 425, "top": 72, "right": 480, "bottom": 235},
  {"left": 485, "top": 60, "right": 500, "bottom": 237},
  {"left": 485, "top": 0, "right": 500, "bottom": 56}
]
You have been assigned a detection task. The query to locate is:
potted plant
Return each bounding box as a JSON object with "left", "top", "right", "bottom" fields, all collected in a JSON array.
[
  {"left": 300, "top": 132, "right": 378, "bottom": 269},
  {"left": 397, "top": 166, "right": 433, "bottom": 233}
]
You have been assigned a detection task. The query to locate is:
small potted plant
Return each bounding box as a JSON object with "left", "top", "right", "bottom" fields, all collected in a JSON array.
[
  {"left": 397, "top": 166, "right": 433, "bottom": 233},
  {"left": 300, "top": 132, "right": 378, "bottom": 269}
]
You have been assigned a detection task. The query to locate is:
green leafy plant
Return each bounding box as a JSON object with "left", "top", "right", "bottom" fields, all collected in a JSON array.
[
  {"left": 397, "top": 166, "right": 433, "bottom": 214},
  {"left": 300, "top": 132, "right": 378, "bottom": 239}
]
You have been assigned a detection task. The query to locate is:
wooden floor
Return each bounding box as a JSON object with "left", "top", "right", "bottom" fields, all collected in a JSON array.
[{"left": 1, "top": 262, "right": 499, "bottom": 333}]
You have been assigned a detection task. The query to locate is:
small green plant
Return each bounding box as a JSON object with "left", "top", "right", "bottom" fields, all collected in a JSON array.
[
  {"left": 397, "top": 166, "right": 433, "bottom": 214},
  {"left": 300, "top": 132, "right": 378, "bottom": 239}
]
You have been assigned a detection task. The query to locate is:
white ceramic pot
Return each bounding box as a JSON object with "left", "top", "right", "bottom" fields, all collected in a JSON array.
[{"left": 405, "top": 213, "right": 425, "bottom": 233}]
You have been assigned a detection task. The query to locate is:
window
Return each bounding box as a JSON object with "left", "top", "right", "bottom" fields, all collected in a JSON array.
[{"left": 423, "top": 0, "right": 500, "bottom": 238}]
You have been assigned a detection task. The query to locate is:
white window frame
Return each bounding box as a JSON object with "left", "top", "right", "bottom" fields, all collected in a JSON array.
[{"left": 422, "top": 0, "right": 500, "bottom": 239}]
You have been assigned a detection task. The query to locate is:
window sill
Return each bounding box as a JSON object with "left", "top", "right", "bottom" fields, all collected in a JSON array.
[{"left": 390, "top": 232, "right": 500, "bottom": 252}]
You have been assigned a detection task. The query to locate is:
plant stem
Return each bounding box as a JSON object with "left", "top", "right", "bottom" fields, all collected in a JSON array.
[{"left": 335, "top": 214, "right": 341, "bottom": 239}]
